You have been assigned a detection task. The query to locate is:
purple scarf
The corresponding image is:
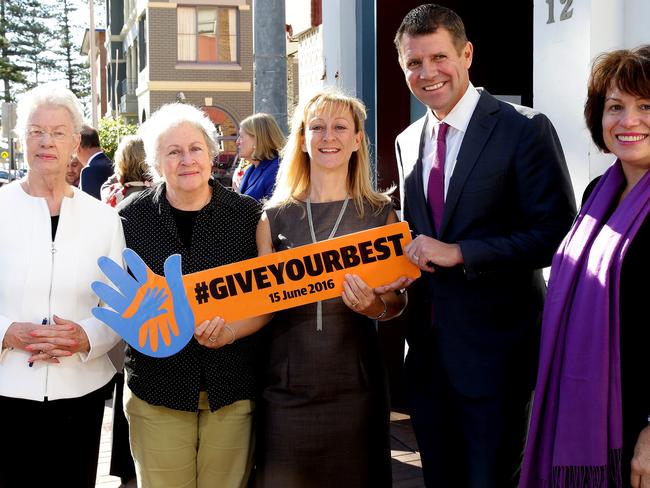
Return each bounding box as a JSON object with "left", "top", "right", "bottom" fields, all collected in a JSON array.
[{"left": 520, "top": 160, "right": 650, "bottom": 488}]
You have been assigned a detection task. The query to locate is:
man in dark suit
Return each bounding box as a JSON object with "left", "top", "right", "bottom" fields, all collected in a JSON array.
[
  {"left": 393, "top": 5, "right": 576, "bottom": 487},
  {"left": 78, "top": 125, "right": 113, "bottom": 199}
]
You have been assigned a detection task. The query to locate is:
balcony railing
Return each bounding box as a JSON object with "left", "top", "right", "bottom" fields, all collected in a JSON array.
[{"left": 120, "top": 78, "right": 137, "bottom": 97}]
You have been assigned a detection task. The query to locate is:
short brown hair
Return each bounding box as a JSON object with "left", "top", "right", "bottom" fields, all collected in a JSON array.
[
  {"left": 584, "top": 44, "right": 650, "bottom": 153},
  {"left": 394, "top": 4, "right": 468, "bottom": 59},
  {"left": 80, "top": 125, "right": 101, "bottom": 149},
  {"left": 239, "top": 113, "right": 285, "bottom": 161}
]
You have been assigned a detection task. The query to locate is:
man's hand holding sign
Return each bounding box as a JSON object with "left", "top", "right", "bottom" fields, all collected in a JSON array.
[{"left": 92, "top": 221, "right": 420, "bottom": 357}]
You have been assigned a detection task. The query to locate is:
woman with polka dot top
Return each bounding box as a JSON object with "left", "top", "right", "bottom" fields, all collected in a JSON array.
[{"left": 118, "top": 103, "right": 269, "bottom": 488}]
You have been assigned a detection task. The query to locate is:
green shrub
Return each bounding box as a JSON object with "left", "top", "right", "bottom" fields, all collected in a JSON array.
[{"left": 98, "top": 117, "right": 138, "bottom": 160}]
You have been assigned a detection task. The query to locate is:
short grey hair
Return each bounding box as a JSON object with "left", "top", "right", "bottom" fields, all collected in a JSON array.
[
  {"left": 15, "top": 83, "right": 84, "bottom": 146},
  {"left": 138, "top": 103, "right": 219, "bottom": 176}
]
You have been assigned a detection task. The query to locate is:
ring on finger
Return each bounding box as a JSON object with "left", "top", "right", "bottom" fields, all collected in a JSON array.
[{"left": 208, "top": 336, "right": 217, "bottom": 343}]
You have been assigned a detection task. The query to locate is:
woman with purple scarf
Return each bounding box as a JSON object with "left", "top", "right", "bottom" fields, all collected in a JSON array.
[{"left": 520, "top": 45, "right": 650, "bottom": 487}]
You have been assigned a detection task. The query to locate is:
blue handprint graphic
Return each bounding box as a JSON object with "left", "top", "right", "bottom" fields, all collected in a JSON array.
[{"left": 92, "top": 249, "right": 196, "bottom": 358}]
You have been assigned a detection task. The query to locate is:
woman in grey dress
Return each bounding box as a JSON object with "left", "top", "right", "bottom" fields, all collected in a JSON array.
[{"left": 254, "top": 89, "right": 412, "bottom": 487}]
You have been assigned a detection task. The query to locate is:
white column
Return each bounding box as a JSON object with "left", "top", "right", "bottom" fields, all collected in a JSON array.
[
  {"left": 89, "top": 1, "right": 98, "bottom": 127},
  {"left": 533, "top": 0, "right": 650, "bottom": 201},
  {"left": 321, "top": 0, "right": 356, "bottom": 94},
  {"left": 624, "top": 0, "right": 650, "bottom": 46}
]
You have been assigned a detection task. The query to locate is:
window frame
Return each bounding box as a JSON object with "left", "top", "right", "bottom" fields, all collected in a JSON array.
[{"left": 176, "top": 5, "right": 240, "bottom": 66}]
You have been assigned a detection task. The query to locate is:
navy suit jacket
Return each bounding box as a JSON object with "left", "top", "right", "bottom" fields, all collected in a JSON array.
[
  {"left": 239, "top": 157, "right": 279, "bottom": 202},
  {"left": 395, "top": 90, "right": 576, "bottom": 398},
  {"left": 80, "top": 152, "right": 114, "bottom": 200}
]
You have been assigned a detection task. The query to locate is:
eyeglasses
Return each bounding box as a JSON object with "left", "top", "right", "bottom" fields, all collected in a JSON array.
[{"left": 26, "top": 127, "right": 70, "bottom": 142}]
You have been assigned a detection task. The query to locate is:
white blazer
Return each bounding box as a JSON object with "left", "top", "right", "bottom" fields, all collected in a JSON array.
[{"left": 0, "top": 182, "right": 125, "bottom": 401}]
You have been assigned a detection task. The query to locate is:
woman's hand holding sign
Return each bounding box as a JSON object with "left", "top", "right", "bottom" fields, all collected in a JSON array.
[
  {"left": 92, "top": 249, "right": 196, "bottom": 357},
  {"left": 194, "top": 316, "right": 236, "bottom": 349},
  {"left": 342, "top": 273, "right": 412, "bottom": 321}
]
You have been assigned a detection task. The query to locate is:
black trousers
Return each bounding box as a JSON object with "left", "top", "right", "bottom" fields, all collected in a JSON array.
[
  {"left": 109, "top": 373, "right": 136, "bottom": 482},
  {"left": 0, "top": 385, "right": 107, "bottom": 488},
  {"left": 405, "top": 345, "right": 531, "bottom": 488}
]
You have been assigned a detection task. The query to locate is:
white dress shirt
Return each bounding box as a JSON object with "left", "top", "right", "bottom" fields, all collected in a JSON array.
[{"left": 421, "top": 83, "right": 481, "bottom": 201}]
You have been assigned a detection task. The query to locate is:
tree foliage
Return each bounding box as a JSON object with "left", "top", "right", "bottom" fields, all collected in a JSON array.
[
  {"left": 52, "top": 0, "right": 90, "bottom": 101},
  {"left": 0, "top": 0, "right": 91, "bottom": 105},
  {"left": 14, "top": 0, "right": 57, "bottom": 87},
  {"left": 0, "top": 0, "right": 29, "bottom": 101},
  {"left": 98, "top": 117, "right": 138, "bottom": 160}
]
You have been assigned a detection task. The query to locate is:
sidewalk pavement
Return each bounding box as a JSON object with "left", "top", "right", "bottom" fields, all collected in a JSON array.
[{"left": 96, "top": 406, "right": 424, "bottom": 487}]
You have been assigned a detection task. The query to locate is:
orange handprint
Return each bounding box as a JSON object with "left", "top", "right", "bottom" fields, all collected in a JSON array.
[{"left": 92, "top": 250, "right": 196, "bottom": 357}]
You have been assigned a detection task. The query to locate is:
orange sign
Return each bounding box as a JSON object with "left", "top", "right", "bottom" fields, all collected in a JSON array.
[
  {"left": 184, "top": 221, "right": 419, "bottom": 321},
  {"left": 93, "top": 222, "right": 419, "bottom": 357}
]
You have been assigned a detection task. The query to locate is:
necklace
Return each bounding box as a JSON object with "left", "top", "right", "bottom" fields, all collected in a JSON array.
[{"left": 306, "top": 195, "right": 349, "bottom": 331}]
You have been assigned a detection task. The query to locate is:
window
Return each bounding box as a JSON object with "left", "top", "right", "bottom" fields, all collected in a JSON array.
[
  {"left": 177, "top": 6, "right": 238, "bottom": 63},
  {"left": 139, "top": 14, "right": 147, "bottom": 70}
]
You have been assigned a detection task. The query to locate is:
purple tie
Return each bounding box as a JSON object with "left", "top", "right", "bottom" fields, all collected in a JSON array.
[{"left": 427, "top": 122, "right": 448, "bottom": 234}]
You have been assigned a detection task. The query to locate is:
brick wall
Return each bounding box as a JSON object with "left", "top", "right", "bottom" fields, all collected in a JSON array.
[
  {"left": 149, "top": 91, "right": 251, "bottom": 124},
  {"left": 144, "top": 2, "right": 253, "bottom": 124},
  {"left": 147, "top": 5, "right": 253, "bottom": 83}
]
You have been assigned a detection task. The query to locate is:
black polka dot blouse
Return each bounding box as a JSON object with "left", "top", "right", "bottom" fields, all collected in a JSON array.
[{"left": 118, "top": 180, "right": 262, "bottom": 412}]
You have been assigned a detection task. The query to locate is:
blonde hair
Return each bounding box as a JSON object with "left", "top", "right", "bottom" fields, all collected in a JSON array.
[
  {"left": 114, "top": 135, "right": 151, "bottom": 184},
  {"left": 266, "top": 89, "right": 392, "bottom": 215},
  {"left": 239, "top": 113, "right": 285, "bottom": 161}
]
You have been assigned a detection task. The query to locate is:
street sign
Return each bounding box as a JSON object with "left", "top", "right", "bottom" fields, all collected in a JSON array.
[{"left": 1, "top": 151, "right": 9, "bottom": 159}]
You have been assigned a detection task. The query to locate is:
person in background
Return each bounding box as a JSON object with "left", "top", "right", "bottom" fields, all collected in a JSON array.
[
  {"left": 236, "top": 113, "right": 284, "bottom": 201},
  {"left": 254, "top": 89, "right": 411, "bottom": 488},
  {"left": 118, "top": 102, "right": 269, "bottom": 488},
  {"left": 0, "top": 83, "right": 125, "bottom": 487},
  {"left": 520, "top": 44, "right": 650, "bottom": 488},
  {"left": 231, "top": 156, "right": 251, "bottom": 193},
  {"left": 393, "top": 4, "right": 576, "bottom": 487},
  {"left": 78, "top": 124, "right": 113, "bottom": 199},
  {"left": 66, "top": 154, "right": 83, "bottom": 187},
  {"left": 101, "top": 135, "right": 152, "bottom": 208}
]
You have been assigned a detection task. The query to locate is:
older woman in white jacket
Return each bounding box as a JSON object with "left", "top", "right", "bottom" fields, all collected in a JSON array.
[{"left": 0, "top": 84, "right": 125, "bottom": 487}]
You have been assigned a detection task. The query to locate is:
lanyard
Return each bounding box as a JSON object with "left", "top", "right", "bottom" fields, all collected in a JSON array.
[{"left": 306, "top": 196, "right": 349, "bottom": 331}]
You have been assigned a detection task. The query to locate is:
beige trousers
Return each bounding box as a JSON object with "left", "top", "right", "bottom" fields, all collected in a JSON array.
[{"left": 124, "top": 385, "right": 254, "bottom": 488}]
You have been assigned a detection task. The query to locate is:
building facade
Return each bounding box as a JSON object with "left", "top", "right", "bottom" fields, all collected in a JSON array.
[
  {"left": 104, "top": 0, "right": 255, "bottom": 180},
  {"left": 81, "top": 29, "right": 109, "bottom": 120}
]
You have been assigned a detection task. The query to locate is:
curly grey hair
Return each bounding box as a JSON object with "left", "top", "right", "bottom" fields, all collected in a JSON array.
[
  {"left": 138, "top": 103, "right": 220, "bottom": 176},
  {"left": 14, "top": 83, "right": 84, "bottom": 146}
]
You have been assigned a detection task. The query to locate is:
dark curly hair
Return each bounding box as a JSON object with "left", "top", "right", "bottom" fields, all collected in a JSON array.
[{"left": 584, "top": 44, "right": 650, "bottom": 153}]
